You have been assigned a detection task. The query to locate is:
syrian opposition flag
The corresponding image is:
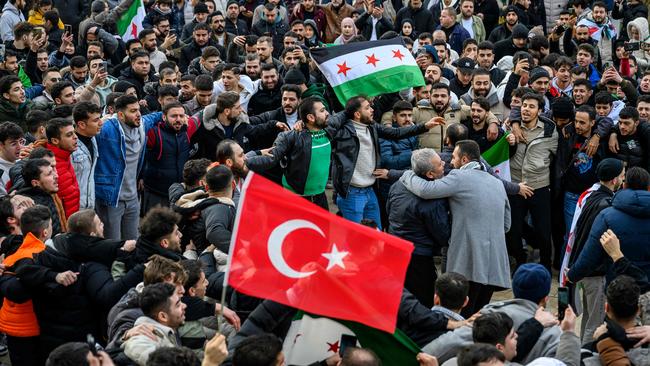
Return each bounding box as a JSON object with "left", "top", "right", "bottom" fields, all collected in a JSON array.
[
  {"left": 226, "top": 173, "right": 413, "bottom": 333},
  {"left": 310, "top": 38, "right": 425, "bottom": 105},
  {"left": 482, "top": 133, "right": 511, "bottom": 181},
  {"left": 117, "top": 0, "right": 146, "bottom": 42},
  {"left": 559, "top": 183, "right": 601, "bottom": 286},
  {"left": 283, "top": 312, "right": 420, "bottom": 366}
]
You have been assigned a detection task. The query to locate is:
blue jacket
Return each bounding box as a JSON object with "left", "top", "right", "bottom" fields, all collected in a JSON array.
[
  {"left": 436, "top": 23, "right": 470, "bottom": 55},
  {"left": 568, "top": 189, "right": 650, "bottom": 283},
  {"left": 379, "top": 130, "right": 418, "bottom": 170},
  {"left": 94, "top": 112, "right": 162, "bottom": 207}
]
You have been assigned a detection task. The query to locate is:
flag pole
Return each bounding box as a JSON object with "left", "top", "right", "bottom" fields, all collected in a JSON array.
[{"left": 218, "top": 172, "right": 255, "bottom": 331}]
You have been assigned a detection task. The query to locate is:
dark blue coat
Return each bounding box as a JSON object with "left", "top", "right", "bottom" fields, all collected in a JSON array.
[
  {"left": 387, "top": 181, "right": 451, "bottom": 256},
  {"left": 568, "top": 189, "right": 650, "bottom": 283},
  {"left": 143, "top": 120, "right": 199, "bottom": 196}
]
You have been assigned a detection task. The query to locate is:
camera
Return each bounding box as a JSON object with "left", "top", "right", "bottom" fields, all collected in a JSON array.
[{"left": 624, "top": 42, "right": 641, "bottom": 52}]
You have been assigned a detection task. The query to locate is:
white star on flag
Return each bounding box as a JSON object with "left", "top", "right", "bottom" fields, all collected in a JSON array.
[{"left": 321, "top": 244, "right": 349, "bottom": 271}]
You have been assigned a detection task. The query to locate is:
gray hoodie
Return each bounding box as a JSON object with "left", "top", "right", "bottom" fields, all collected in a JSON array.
[
  {"left": 0, "top": 2, "right": 25, "bottom": 42},
  {"left": 423, "top": 299, "right": 564, "bottom": 364}
]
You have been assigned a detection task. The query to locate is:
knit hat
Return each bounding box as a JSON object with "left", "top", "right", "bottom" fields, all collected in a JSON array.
[
  {"left": 505, "top": 5, "right": 518, "bottom": 15},
  {"left": 91, "top": 0, "right": 106, "bottom": 13},
  {"left": 551, "top": 97, "right": 574, "bottom": 120},
  {"left": 284, "top": 67, "right": 306, "bottom": 85},
  {"left": 597, "top": 158, "right": 624, "bottom": 181},
  {"left": 512, "top": 264, "right": 551, "bottom": 304},
  {"left": 512, "top": 24, "right": 529, "bottom": 40},
  {"left": 304, "top": 19, "right": 318, "bottom": 33},
  {"left": 227, "top": 0, "right": 239, "bottom": 7},
  {"left": 194, "top": 2, "right": 209, "bottom": 14},
  {"left": 528, "top": 67, "right": 550, "bottom": 83}
]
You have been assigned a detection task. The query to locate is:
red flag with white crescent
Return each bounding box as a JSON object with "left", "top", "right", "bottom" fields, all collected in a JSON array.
[{"left": 225, "top": 173, "right": 413, "bottom": 333}]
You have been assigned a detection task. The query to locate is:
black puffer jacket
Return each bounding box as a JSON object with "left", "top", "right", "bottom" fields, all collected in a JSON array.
[
  {"left": 248, "top": 82, "right": 284, "bottom": 117},
  {"left": 15, "top": 238, "right": 143, "bottom": 354},
  {"left": 191, "top": 104, "right": 280, "bottom": 160},
  {"left": 16, "top": 186, "right": 63, "bottom": 235},
  {"left": 118, "top": 66, "right": 159, "bottom": 99}
]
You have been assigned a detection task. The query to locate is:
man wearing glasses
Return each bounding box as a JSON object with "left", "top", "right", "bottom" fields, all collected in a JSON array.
[{"left": 0, "top": 121, "right": 25, "bottom": 196}]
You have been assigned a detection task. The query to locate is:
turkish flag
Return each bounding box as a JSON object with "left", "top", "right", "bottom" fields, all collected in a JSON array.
[{"left": 227, "top": 173, "right": 413, "bottom": 333}]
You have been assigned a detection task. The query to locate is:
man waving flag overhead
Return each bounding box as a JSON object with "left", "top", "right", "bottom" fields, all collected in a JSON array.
[
  {"left": 226, "top": 172, "right": 413, "bottom": 333},
  {"left": 311, "top": 37, "right": 425, "bottom": 105}
]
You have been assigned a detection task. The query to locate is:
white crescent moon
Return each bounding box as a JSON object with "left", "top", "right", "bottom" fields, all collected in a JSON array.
[{"left": 268, "top": 219, "right": 324, "bottom": 279}]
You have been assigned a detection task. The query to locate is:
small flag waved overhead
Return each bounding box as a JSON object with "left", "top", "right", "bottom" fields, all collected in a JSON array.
[
  {"left": 310, "top": 38, "right": 425, "bottom": 105},
  {"left": 117, "top": 0, "right": 146, "bottom": 42},
  {"left": 482, "top": 133, "right": 511, "bottom": 181},
  {"left": 283, "top": 312, "right": 420, "bottom": 366}
]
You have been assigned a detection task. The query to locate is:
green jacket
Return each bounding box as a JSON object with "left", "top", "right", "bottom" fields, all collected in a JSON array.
[{"left": 456, "top": 14, "right": 486, "bottom": 43}]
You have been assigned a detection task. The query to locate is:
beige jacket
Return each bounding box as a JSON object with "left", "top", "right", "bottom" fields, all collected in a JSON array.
[
  {"left": 510, "top": 117, "right": 558, "bottom": 190},
  {"left": 123, "top": 316, "right": 180, "bottom": 365},
  {"left": 412, "top": 101, "right": 499, "bottom": 151}
]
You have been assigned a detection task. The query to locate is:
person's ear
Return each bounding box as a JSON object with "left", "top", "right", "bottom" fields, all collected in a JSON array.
[
  {"left": 433, "top": 293, "right": 441, "bottom": 306},
  {"left": 425, "top": 171, "right": 435, "bottom": 179},
  {"left": 495, "top": 343, "right": 505, "bottom": 352},
  {"left": 188, "top": 286, "right": 196, "bottom": 297},
  {"left": 158, "top": 310, "right": 169, "bottom": 323},
  {"left": 462, "top": 296, "right": 469, "bottom": 309},
  {"left": 160, "top": 238, "right": 169, "bottom": 248}
]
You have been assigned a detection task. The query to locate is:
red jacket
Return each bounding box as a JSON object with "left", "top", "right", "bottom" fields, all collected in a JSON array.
[{"left": 35, "top": 141, "right": 80, "bottom": 217}]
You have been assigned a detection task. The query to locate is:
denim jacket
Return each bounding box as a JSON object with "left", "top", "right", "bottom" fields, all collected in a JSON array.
[
  {"left": 72, "top": 136, "right": 98, "bottom": 209},
  {"left": 94, "top": 112, "right": 162, "bottom": 207}
]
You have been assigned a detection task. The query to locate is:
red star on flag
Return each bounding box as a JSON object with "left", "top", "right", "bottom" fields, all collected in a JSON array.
[
  {"left": 131, "top": 23, "right": 138, "bottom": 39},
  {"left": 337, "top": 61, "right": 351, "bottom": 77},
  {"left": 366, "top": 54, "right": 380, "bottom": 67},
  {"left": 392, "top": 49, "right": 404, "bottom": 61},
  {"left": 327, "top": 340, "right": 340, "bottom": 353}
]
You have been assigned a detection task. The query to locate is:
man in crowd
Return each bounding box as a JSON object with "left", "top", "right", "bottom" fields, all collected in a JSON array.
[
  {"left": 387, "top": 148, "right": 450, "bottom": 307},
  {"left": 94, "top": 95, "right": 161, "bottom": 240},
  {"left": 400, "top": 141, "right": 511, "bottom": 317}
]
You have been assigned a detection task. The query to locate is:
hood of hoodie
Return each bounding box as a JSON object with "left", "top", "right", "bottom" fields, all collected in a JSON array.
[
  {"left": 201, "top": 103, "right": 250, "bottom": 132},
  {"left": 611, "top": 189, "right": 650, "bottom": 218},
  {"left": 2, "top": 2, "right": 21, "bottom": 15},
  {"left": 627, "top": 17, "right": 649, "bottom": 42}
]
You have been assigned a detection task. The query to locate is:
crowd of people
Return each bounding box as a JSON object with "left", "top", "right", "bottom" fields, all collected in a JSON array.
[{"left": 0, "top": 0, "right": 646, "bottom": 364}]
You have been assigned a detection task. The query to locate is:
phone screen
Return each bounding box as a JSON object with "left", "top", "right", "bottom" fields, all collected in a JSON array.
[
  {"left": 65, "top": 24, "right": 72, "bottom": 34},
  {"left": 558, "top": 287, "right": 569, "bottom": 321},
  {"left": 339, "top": 334, "right": 357, "bottom": 356}
]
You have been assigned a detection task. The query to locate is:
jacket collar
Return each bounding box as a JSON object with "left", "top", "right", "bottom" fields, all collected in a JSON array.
[
  {"left": 3, "top": 232, "right": 45, "bottom": 267},
  {"left": 44, "top": 142, "right": 72, "bottom": 160}
]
